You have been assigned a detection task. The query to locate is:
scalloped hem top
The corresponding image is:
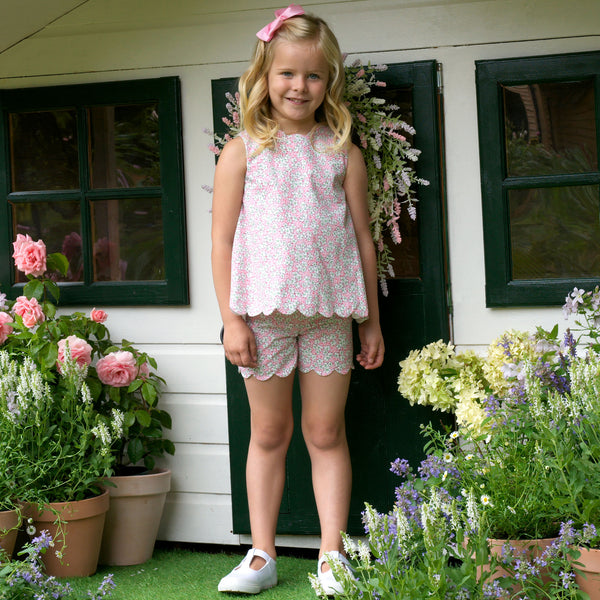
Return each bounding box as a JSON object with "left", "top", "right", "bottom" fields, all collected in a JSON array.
[{"left": 230, "top": 127, "right": 368, "bottom": 321}]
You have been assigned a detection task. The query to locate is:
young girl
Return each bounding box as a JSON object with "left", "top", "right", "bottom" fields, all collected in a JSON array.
[{"left": 211, "top": 4, "right": 385, "bottom": 595}]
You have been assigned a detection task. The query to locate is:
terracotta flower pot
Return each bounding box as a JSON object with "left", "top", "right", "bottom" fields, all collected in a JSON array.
[
  {"left": 575, "top": 546, "right": 600, "bottom": 599},
  {"left": 99, "top": 467, "right": 171, "bottom": 566},
  {"left": 24, "top": 489, "right": 109, "bottom": 577},
  {"left": 0, "top": 508, "right": 19, "bottom": 561}
]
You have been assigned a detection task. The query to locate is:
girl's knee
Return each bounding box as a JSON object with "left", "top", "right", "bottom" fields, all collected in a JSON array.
[
  {"left": 303, "top": 421, "right": 346, "bottom": 451},
  {"left": 252, "top": 421, "right": 293, "bottom": 452}
]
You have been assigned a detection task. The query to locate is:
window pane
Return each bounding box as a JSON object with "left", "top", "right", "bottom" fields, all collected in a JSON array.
[
  {"left": 9, "top": 110, "right": 79, "bottom": 191},
  {"left": 509, "top": 185, "right": 600, "bottom": 279},
  {"left": 503, "top": 80, "right": 597, "bottom": 177},
  {"left": 89, "top": 104, "right": 160, "bottom": 189},
  {"left": 91, "top": 198, "right": 164, "bottom": 281},
  {"left": 12, "top": 201, "right": 82, "bottom": 282}
]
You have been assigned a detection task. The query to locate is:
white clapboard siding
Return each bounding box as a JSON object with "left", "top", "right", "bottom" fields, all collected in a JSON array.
[
  {"left": 162, "top": 394, "right": 229, "bottom": 445},
  {"left": 1, "top": 0, "right": 599, "bottom": 548},
  {"left": 158, "top": 492, "right": 237, "bottom": 545}
]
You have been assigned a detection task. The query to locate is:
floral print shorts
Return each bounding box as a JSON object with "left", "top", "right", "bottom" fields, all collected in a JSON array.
[{"left": 239, "top": 311, "right": 353, "bottom": 381}]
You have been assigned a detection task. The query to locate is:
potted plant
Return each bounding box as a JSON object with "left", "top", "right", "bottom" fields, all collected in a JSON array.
[
  {"left": 94, "top": 341, "right": 175, "bottom": 566},
  {"left": 0, "top": 234, "right": 175, "bottom": 572},
  {"left": 0, "top": 349, "right": 115, "bottom": 576}
]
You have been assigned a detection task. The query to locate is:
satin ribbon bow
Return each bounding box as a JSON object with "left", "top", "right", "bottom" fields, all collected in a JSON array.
[{"left": 256, "top": 4, "right": 305, "bottom": 42}]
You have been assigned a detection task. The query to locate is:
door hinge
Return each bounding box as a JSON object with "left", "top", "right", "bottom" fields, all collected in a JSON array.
[{"left": 436, "top": 63, "right": 443, "bottom": 95}]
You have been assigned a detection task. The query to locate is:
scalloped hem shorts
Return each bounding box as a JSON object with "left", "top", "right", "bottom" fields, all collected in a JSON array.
[{"left": 239, "top": 311, "right": 353, "bottom": 381}]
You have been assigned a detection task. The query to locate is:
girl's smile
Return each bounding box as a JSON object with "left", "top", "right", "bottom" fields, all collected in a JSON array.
[{"left": 267, "top": 40, "right": 329, "bottom": 134}]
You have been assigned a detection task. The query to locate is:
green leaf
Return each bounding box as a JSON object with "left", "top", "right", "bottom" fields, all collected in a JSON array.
[
  {"left": 43, "top": 301, "right": 57, "bottom": 319},
  {"left": 46, "top": 252, "right": 69, "bottom": 277},
  {"left": 142, "top": 382, "right": 157, "bottom": 405},
  {"left": 135, "top": 410, "right": 152, "bottom": 428},
  {"left": 23, "top": 278, "right": 44, "bottom": 300},
  {"left": 43, "top": 279, "right": 60, "bottom": 303},
  {"left": 124, "top": 411, "right": 136, "bottom": 428},
  {"left": 127, "top": 379, "right": 144, "bottom": 392},
  {"left": 127, "top": 438, "right": 144, "bottom": 465}
]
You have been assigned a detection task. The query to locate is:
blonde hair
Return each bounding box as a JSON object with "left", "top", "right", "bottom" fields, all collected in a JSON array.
[{"left": 238, "top": 12, "right": 351, "bottom": 153}]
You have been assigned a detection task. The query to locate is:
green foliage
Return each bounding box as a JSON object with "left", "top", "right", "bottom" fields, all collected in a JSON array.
[{"left": 0, "top": 239, "right": 175, "bottom": 506}]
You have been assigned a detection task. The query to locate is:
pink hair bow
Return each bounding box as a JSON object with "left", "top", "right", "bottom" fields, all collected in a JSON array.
[{"left": 256, "top": 4, "right": 305, "bottom": 42}]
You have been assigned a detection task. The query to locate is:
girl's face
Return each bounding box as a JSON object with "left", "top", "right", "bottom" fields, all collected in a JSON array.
[{"left": 267, "top": 39, "right": 329, "bottom": 134}]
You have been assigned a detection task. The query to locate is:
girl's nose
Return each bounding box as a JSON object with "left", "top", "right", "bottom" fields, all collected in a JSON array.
[{"left": 292, "top": 76, "right": 306, "bottom": 91}]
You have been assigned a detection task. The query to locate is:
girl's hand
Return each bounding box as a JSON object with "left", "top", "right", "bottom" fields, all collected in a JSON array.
[
  {"left": 356, "top": 320, "right": 385, "bottom": 370},
  {"left": 223, "top": 318, "right": 258, "bottom": 368}
]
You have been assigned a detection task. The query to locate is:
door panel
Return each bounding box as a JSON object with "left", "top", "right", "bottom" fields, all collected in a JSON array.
[{"left": 213, "top": 60, "right": 450, "bottom": 535}]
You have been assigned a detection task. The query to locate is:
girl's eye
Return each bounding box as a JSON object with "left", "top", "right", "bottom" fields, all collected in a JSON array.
[
  {"left": 281, "top": 71, "right": 293, "bottom": 77},
  {"left": 308, "top": 73, "right": 320, "bottom": 80}
]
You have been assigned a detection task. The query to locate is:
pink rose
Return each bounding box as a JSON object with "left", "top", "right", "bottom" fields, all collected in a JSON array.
[
  {"left": 0, "top": 313, "right": 13, "bottom": 344},
  {"left": 138, "top": 361, "right": 150, "bottom": 379},
  {"left": 12, "top": 234, "right": 47, "bottom": 277},
  {"left": 13, "top": 296, "right": 45, "bottom": 328},
  {"left": 96, "top": 351, "right": 138, "bottom": 388},
  {"left": 90, "top": 308, "right": 108, "bottom": 324},
  {"left": 57, "top": 335, "right": 93, "bottom": 369}
]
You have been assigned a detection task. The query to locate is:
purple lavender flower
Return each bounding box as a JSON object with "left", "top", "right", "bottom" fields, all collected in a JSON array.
[{"left": 390, "top": 458, "right": 411, "bottom": 478}]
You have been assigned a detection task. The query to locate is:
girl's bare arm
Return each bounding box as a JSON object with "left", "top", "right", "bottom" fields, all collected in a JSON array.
[
  {"left": 344, "top": 143, "right": 385, "bottom": 370},
  {"left": 211, "top": 137, "right": 258, "bottom": 368}
]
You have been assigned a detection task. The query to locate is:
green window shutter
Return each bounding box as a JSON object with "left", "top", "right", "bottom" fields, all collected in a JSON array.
[
  {"left": 476, "top": 50, "right": 600, "bottom": 307},
  {"left": 0, "top": 76, "right": 188, "bottom": 306}
]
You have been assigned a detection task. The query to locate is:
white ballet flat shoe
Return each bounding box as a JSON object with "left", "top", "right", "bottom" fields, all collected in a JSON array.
[
  {"left": 317, "top": 551, "right": 352, "bottom": 596},
  {"left": 218, "top": 548, "right": 277, "bottom": 594}
]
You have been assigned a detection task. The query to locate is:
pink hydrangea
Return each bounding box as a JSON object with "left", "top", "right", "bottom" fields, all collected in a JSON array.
[
  {"left": 96, "top": 351, "right": 138, "bottom": 388},
  {"left": 57, "top": 335, "right": 93, "bottom": 369},
  {"left": 13, "top": 296, "right": 45, "bottom": 328},
  {"left": 12, "top": 234, "right": 47, "bottom": 277},
  {"left": 0, "top": 312, "right": 14, "bottom": 344},
  {"left": 90, "top": 308, "right": 108, "bottom": 324}
]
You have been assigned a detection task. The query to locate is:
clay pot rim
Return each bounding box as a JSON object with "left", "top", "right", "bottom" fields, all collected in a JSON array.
[
  {"left": 102, "top": 467, "right": 171, "bottom": 498},
  {"left": 22, "top": 488, "right": 110, "bottom": 522}
]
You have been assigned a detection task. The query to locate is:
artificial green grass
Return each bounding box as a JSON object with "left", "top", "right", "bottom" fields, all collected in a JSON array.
[{"left": 67, "top": 546, "right": 318, "bottom": 600}]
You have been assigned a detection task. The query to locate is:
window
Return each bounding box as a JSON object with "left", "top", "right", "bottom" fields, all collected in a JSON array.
[
  {"left": 476, "top": 51, "right": 600, "bottom": 306},
  {"left": 0, "top": 77, "right": 188, "bottom": 305}
]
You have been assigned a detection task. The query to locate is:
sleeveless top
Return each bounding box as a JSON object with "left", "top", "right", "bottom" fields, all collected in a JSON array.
[{"left": 230, "top": 126, "right": 368, "bottom": 321}]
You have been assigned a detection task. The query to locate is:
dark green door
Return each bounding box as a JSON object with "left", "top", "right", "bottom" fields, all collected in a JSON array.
[{"left": 213, "top": 60, "right": 450, "bottom": 535}]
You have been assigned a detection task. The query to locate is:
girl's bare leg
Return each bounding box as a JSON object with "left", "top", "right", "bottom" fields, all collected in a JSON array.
[
  {"left": 244, "top": 373, "right": 295, "bottom": 569},
  {"left": 299, "top": 370, "right": 352, "bottom": 569}
]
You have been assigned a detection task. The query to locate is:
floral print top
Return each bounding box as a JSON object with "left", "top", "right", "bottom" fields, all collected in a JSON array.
[{"left": 230, "top": 126, "right": 368, "bottom": 320}]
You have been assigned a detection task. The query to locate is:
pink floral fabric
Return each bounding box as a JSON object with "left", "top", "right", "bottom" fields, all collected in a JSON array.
[
  {"left": 230, "top": 127, "right": 368, "bottom": 320},
  {"left": 239, "top": 311, "right": 353, "bottom": 380}
]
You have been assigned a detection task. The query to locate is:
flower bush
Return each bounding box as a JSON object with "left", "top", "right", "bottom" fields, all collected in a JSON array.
[
  {"left": 205, "top": 60, "right": 429, "bottom": 294},
  {"left": 0, "top": 530, "right": 115, "bottom": 599},
  {"left": 0, "top": 234, "right": 175, "bottom": 505},
  {"left": 311, "top": 454, "right": 587, "bottom": 599},
  {"left": 0, "top": 350, "right": 117, "bottom": 504},
  {"left": 313, "top": 287, "right": 600, "bottom": 597}
]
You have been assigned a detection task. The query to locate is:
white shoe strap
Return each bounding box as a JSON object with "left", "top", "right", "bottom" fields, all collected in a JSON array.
[{"left": 249, "top": 548, "right": 274, "bottom": 564}]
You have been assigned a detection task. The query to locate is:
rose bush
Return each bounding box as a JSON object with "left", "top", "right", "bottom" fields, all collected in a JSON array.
[{"left": 0, "top": 235, "right": 174, "bottom": 493}]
